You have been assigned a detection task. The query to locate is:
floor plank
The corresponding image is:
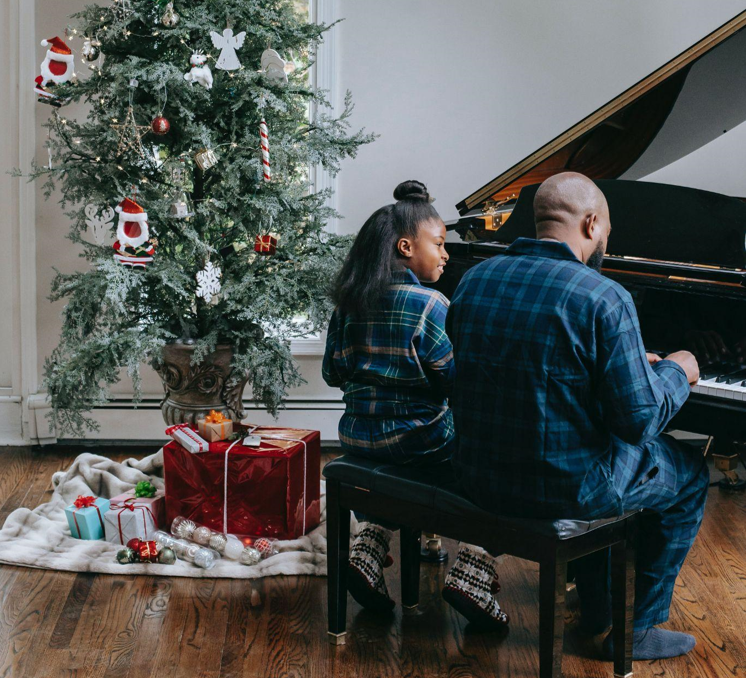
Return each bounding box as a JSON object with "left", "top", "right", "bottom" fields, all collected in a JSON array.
[{"left": 0, "top": 446, "right": 743, "bottom": 678}]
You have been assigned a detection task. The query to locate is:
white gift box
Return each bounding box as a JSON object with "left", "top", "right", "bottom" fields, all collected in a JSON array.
[
  {"left": 165, "top": 424, "right": 209, "bottom": 453},
  {"left": 104, "top": 490, "right": 165, "bottom": 545}
]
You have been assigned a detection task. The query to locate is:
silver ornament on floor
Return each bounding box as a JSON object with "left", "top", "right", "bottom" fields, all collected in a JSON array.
[
  {"left": 116, "top": 547, "right": 136, "bottom": 564},
  {"left": 240, "top": 546, "right": 261, "bottom": 566},
  {"left": 209, "top": 533, "right": 227, "bottom": 553},
  {"left": 158, "top": 547, "right": 177, "bottom": 565},
  {"left": 193, "top": 547, "right": 217, "bottom": 570},
  {"left": 223, "top": 535, "right": 244, "bottom": 560},
  {"left": 172, "top": 516, "right": 196, "bottom": 540},
  {"left": 193, "top": 525, "right": 212, "bottom": 545}
]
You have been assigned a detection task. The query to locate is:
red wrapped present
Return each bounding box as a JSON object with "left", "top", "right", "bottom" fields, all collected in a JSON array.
[
  {"left": 163, "top": 424, "right": 320, "bottom": 539},
  {"left": 254, "top": 234, "right": 277, "bottom": 255}
]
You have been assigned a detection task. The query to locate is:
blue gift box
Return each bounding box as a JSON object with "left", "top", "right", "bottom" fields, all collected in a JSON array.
[{"left": 64, "top": 497, "right": 110, "bottom": 540}]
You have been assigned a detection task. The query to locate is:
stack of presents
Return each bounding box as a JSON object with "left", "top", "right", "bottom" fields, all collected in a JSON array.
[{"left": 64, "top": 413, "right": 321, "bottom": 570}]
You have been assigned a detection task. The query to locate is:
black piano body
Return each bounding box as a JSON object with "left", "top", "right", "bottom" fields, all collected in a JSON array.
[{"left": 435, "top": 14, "right": 746, "bottom": 448}]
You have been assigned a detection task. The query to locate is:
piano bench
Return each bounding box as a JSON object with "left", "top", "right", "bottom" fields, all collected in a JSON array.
[{"left": 324, "top": 455, "right": 641, "bottom": 678}]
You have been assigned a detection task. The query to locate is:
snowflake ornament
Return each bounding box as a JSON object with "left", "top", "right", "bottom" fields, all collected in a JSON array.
[{"left": 196, "top": 261, "right": 222, "bottom": 303}]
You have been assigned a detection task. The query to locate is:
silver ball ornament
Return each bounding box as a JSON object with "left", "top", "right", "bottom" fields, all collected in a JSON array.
[
  {"left": 172, "top": 517, "right": 196, "bottom": 540},
  {"left": 116, "top": 547, "right": 136, "bottom": 564},
  {"left": 193, "top": 547, "right": 216, "bottom": 570},
  {"left": 193, "top": 526, "right": 212, "bottom": 545},
  {"left": 223, "top": 535, "right": 244, "bottom": 560},
  {"left": 240, "top": 546, "right": 261, "bottom": 566},
  {"left": 209, "top": 533, "right": 227, "bottom": 553},
  {"left": 158, "top": 547, "right": 177, "bottom": 565}
]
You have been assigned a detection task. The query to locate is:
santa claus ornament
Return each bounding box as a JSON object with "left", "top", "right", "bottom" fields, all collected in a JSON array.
[
  {"left": 35, "top": 36, "right": 75, "bottom": 106},
  {"left": 112, "top": 197, "right": 156, "bottom": 268}
]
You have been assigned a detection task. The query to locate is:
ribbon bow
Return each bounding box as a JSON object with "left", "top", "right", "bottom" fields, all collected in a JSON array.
[
  {"left": 205, "top": 410, "right": 230, "bottom": 424},
  {"left": 74, "top": 495, "right": 97, "bottom": 509},
  {"left": 134, "top": 481, "right": 156, "bottom": 498}
]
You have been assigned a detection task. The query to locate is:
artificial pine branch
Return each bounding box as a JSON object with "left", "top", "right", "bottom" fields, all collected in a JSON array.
[{"left": 22, "top": 0, "right": 374, "bottom": 435}]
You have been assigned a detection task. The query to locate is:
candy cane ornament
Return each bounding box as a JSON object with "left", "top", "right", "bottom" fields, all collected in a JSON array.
[{"left": 260, "top": 118, "right": 271, "bottom": 181}]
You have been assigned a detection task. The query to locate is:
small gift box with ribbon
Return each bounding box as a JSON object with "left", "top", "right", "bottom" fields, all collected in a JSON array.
[
  {"left": 254, "top": 234, "right": 277, "bottom": 255},
  {"left": 197, "top": 410, "right": 234, "bottom": 442},
  {"left": 166, "top": 423, "right": 209, "bottom": 453},
  {"left": 64, "top": 495, "right": 110, "bottom": 540},
  {"left": 163, "top": 424, "right": 321, "bottom": 539},
  {"left": 104, "top": 485, "right": 165, "bottom": 546}
]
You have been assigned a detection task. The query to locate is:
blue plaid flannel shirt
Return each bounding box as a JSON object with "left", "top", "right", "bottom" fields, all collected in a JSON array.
[
  {"left": 446, "top": 238, "right": 691, "bottom": 518},
  {"left": 323, "top": 268, "right": 455, "bottom": 464}
]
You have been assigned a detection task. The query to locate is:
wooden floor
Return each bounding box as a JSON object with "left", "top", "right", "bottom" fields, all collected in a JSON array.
[{"left": 0, "top": 446, "right": 743, "bottom": 678}]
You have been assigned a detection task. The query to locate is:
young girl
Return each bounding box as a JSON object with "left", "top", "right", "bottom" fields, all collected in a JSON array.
[{"left": 322, "top": 180, "right": 508, "bottom": 629}]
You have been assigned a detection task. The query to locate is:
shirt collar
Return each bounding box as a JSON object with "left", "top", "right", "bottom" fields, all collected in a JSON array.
[
  {"left": 505, "top": 237, "right": 583, "bottom": 263},
  {"left": 391, "top": 267, "right": 421, "bottom": 285}
]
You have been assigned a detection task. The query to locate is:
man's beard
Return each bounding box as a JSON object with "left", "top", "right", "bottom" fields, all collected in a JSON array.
[{"left": 586, "top": 241, "right": 605, "bottom": 272}]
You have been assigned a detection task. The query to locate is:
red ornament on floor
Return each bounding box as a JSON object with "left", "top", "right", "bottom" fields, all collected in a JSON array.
[
  {"left": 151, "top": 115, "right": 170, "bottom": 135},
  {"left": 137, "top": 540, "right": 159, "bottom": 562}
]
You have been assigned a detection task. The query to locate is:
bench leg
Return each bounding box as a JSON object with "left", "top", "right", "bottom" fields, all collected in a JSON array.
[
  {"left": 400, "top": 526, "right": 422, "bottom": 608},
  {"left": 611, "top": 537, "right": 635, "bottom": 678},
  {"left": 539, "top": 553, "right": 567, "bottom": 678},
  {"left": 326, "top": 479, "right": 350, "bottom": 645}
]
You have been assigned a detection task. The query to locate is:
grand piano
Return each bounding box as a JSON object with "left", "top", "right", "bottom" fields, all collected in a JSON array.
[{"left": 435, "top": 13, "right": 746, "bottom": 454}]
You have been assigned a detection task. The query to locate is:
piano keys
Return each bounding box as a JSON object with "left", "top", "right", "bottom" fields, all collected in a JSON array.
[{"left": 434, "top": 13, "right": 746, "bottom": 450}]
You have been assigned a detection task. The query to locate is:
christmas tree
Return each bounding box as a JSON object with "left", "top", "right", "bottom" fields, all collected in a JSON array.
[{"left": 26, "top": 0, "right": 374, "bottom": 436}]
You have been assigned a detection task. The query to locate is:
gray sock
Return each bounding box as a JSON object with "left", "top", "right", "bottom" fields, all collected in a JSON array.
[{"left": 603, "top": 627, "right": 696, "bottom": 661}]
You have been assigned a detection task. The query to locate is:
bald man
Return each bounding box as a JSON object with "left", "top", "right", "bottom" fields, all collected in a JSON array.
[{"left": 446, "top": 173, "right": 708, "bottom": 661}]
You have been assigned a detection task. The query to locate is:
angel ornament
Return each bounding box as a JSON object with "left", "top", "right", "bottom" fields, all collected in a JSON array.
[{"left": 210, "top": 28, "right": 246, "bottom": 71}]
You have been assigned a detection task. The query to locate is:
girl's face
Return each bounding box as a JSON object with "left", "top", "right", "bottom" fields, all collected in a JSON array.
[{"left": 397, "top": 218, "right": 449, "bottom": 282}]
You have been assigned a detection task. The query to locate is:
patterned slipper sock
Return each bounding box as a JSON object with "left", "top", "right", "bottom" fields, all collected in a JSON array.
[
  {"left": 442, "top": 544, "right": 509, "bottom": 629},
  {"left": 348, "top": 524, "right": 395, "bottom": 612}
]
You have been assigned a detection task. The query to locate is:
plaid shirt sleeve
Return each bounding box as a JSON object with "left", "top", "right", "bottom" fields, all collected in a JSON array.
[
  {"left": 415, "top": 293, "right": 455, "bottom": 397},
  {"left": 596, "top": 296, "right": 690, "bottom": 445}
]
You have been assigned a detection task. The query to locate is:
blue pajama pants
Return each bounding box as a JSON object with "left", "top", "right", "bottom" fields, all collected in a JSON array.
[{"left": 575, "top": 433, "right": 710, "bottom": 631}]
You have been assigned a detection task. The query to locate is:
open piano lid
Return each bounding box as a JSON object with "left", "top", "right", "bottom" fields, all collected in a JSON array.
[{"left": 456, "top": 12, "right": 746, "bottom": 217}]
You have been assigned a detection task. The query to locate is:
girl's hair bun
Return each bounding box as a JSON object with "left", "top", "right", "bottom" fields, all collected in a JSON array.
[{"left": 393, "top": 180, "right": 431, "bottom": 202}]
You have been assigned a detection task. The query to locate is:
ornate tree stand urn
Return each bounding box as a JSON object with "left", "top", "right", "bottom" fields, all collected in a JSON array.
[{"left": 153, "top": 344, "right": 249, "bottom": 426}]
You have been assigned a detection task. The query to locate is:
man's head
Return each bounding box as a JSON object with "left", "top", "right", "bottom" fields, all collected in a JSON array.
[{"left": 533, "top": 172, "right": 611, "bottom": 271}]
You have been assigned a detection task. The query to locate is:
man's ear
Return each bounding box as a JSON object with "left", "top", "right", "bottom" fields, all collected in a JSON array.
[
  {"left": 583, "top": 213, "right": 598, "bottom": 240},
  {"left": 397, "top": 237, "right": 413, "bottom": 258}
]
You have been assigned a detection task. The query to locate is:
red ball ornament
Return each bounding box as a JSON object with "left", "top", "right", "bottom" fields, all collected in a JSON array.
[
  {"left": 151, "top": 115, "right": 170, "bottom": 135},
  {"left": 126, "top": 537, "right": 141, "bottom": 551}
]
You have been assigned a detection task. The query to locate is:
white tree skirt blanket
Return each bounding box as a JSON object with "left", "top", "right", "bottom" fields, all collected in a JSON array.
[{"left": 0, "top": 450, "right": 357, "bottom": 579}]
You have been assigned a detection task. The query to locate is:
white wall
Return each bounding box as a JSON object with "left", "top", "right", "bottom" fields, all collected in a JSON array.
[
  {"left": 335, "top": 0, "right": 745, "bottom": 232},
  {"left": 17, "top": 0, "right": 746, "bottom": 443}
]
